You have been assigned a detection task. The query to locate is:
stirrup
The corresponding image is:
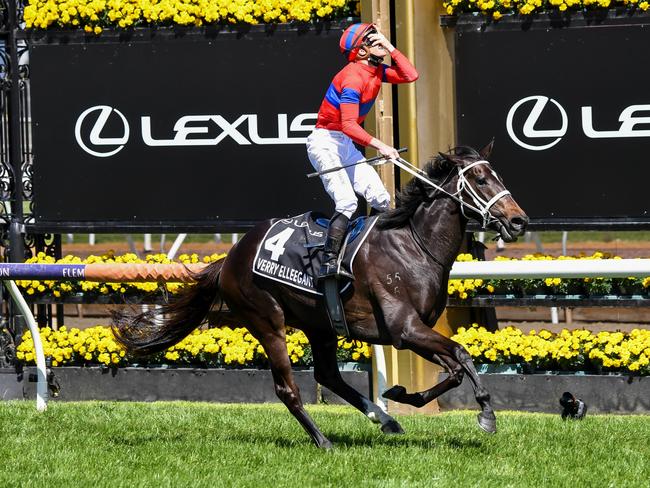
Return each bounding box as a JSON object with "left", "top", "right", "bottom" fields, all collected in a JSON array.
[{"left": 319, "top": 261, "right": 354, "bottom": 281}]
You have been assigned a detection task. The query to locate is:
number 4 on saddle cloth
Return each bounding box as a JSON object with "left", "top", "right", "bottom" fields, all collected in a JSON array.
[{"left": 253, "top": 211, "right": 379, "bottom": 336}]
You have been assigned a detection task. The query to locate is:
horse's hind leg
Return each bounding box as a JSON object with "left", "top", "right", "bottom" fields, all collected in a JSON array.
[
  {"left": 308, "top": 332, "right": 404, "bottom": 435},
  {"left": 384, "top": 313, "right": 496, "bottom": 433},
  {"left": 219, "top": 246, "right": 332, "bottom": 448},
  {"left": 253, "top": 324, "right": 333, "bottom": 449}
]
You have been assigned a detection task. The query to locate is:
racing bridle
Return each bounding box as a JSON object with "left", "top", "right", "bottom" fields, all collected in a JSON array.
[{"left": 393, "top": 156, "right": 513, "bottom": 237}]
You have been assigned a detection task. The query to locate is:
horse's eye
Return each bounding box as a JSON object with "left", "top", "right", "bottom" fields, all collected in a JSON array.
[{"left": 476, "top": 177, "right": 487, "bottom": 186}]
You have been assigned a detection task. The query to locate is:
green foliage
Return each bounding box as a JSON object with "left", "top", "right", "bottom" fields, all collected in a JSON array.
[{"left": 1, "top": 402, "right": 650, "bottom": 487}]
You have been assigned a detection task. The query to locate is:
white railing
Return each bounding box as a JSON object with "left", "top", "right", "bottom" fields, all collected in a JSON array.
[{"left": 450, "top": 258, "right": 650, "bottom": 279}]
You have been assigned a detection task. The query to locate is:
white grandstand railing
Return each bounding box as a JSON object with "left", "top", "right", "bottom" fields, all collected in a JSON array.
[{"left": 449, "top": 258, "right": 650, "bottom": 280}]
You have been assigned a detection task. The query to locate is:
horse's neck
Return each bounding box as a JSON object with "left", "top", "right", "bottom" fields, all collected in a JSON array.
[{"left": 412, "top": 175, "right": 467, "bottom": 269}]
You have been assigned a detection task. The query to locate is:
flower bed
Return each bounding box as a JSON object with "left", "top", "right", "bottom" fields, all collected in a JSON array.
[
  {"left": 447, "top": 252, "right": 650, "bottom": 300},
  {"left": 16, "top": 320, "right": 650, "bottom": 376},
  {"left": 452, "top": 324, "right": 650, "bottom": 374},
  {"left": 443, "top": 0, "right": 649, "bottom": 20},
  {"left": 15, "top": 325, "right": 372, "bottom": 368},
  {"left": 23, "top": 0, "right": 359, "bottom": 32}
]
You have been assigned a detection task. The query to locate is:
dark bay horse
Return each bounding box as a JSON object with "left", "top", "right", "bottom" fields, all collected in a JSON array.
[{"left": 113, "top": 143, "right": 528, "bottom": 448}]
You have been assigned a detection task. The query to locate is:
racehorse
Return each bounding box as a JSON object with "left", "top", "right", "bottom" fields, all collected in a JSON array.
[{"left": 112, "top": 142, "right": 528, "bottom": 449}]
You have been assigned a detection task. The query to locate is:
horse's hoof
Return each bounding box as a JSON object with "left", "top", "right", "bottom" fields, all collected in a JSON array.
[
  {"left": 382, "top": 385, "right": 406, "bottom": 401},
  {"left": 477, "top": 411, "right": 497, "bottom": 434},
  {"left": 381, "top": 419, "right": 405, "bottom": 435},
  {"left": 318, "top": 439, "right": 334, "bottom": 450}
]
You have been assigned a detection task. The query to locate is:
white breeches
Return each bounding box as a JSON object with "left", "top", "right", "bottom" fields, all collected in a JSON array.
[{"left": 306, "top": 128, "right": 391, "bottom": 219}]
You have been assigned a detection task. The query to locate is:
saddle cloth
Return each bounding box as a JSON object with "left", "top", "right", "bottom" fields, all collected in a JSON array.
[{"left": 252, "top": 211, "right": 378, "bottom": 295}]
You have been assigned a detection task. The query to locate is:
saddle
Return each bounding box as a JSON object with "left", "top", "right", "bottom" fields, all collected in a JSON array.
[{"left": 252, "top": 211, "right": 378, "bottom": 335}]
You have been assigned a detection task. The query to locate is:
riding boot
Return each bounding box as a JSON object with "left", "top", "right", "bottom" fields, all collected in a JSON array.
[{"left": 319, "top": 212, "right": 354, "bottom": 281}]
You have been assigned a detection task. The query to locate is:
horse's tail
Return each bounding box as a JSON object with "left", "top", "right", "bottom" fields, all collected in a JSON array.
[{"left": 111, "top": 260, "right": 223, "bottom": 357}]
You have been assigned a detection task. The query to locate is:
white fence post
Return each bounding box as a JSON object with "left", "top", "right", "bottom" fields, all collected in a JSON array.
[
  {"left": 4, "top": 280, "right": 47, "bottom": 411},
  {"left": 143, "top": 234, "right": 152, "bottom": 252},
  {"left": 372, "top": 345, "right": 388, "bottom": 412},
  {"left": 167, "top": 234, "right": 187, "bottom": 261}
]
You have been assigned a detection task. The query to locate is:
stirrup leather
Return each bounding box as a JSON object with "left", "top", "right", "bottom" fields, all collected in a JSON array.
[{"left": 321, "top": 277, "right": 350, "bottom": 337}]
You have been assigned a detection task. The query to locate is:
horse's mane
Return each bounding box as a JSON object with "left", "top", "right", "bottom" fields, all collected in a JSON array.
[{"left": 377, "top": 146, "right": 482, "bottom": 230}]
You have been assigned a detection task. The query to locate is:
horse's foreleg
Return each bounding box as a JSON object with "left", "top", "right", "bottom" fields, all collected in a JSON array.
[
  {"left": 309, "top": 332, "right": 404, "bottom": 435},
  {"left": 450, "top": 343, "right": 496, "bottom": 433},
  {"left": 384, "top": 313, "right": 496, "bottom": 433},
  {"left": 382, "top": 353, "right": 464, "bottom": 408}
]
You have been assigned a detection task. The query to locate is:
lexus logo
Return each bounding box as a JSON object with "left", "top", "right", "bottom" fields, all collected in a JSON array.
[
  {"left": 75, "top": 105, "right": 130, "bottom": 157},
  {"left": 506, "top": 95, "right": 650, "bottom": 151},
  {"left": 74, "top": 106, "right": 317, "bottom": 157},
  {"left": 506, "top": 95, "right": 568, "bottom": 151}
]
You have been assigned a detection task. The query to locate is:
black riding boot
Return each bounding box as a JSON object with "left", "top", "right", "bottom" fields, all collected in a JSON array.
[{"left": 319, "top": 212, "right": 354, "bottom": 280}]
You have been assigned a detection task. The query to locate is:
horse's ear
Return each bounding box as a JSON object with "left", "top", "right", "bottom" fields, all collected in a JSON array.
[
  {"left": 479, "top": 139, "right": 495, "bottom": 160},
  {"left": 439, "top": 152, "right": 465, "bottom": 167}
]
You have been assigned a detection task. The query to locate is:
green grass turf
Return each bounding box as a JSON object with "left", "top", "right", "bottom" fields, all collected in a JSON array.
[{"left": 1, "top": 402, "right": 649, "bottom": 487}]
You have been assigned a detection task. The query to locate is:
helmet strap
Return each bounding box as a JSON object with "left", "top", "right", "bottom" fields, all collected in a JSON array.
[
  {"left": 368, "top": 54, "right": 383, "bottom": 66},
  {"left": 355, "top": 46, "right": 383, "bottom": 66}
]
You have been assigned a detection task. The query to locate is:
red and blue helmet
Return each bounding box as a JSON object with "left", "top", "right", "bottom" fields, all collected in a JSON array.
[{"left": 339, "top": 23, "right": 376, "bottom": 61}]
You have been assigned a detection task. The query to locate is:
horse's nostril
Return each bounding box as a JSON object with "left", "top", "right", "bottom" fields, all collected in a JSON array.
[{"left": 510, "top": 216, "right": 528, "bottom": 228}]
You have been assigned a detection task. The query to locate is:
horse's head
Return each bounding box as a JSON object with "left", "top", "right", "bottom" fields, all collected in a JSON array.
[{"left": 441, "top": 141, "right": 528, "bottom": 242}]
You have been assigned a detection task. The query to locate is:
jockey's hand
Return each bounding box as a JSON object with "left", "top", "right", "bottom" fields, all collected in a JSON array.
[
  {"left": 366, "top": 29, "right": 395, "bottom": 53},
  {"left": 375, "top": 141, "right": 401, "bottom": 161}
]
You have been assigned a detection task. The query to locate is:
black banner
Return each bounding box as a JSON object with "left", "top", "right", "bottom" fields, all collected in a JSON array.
[
  {"left": 30, "top": 26, "right": 351, "bottom": 232},
  {"left": 456, "top": 17, "right": 650, "bottom": 228}
]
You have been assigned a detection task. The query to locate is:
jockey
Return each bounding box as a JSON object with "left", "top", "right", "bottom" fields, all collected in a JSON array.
[{"left": 306, "top": 22, "right": 419, "bottom": 280}]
